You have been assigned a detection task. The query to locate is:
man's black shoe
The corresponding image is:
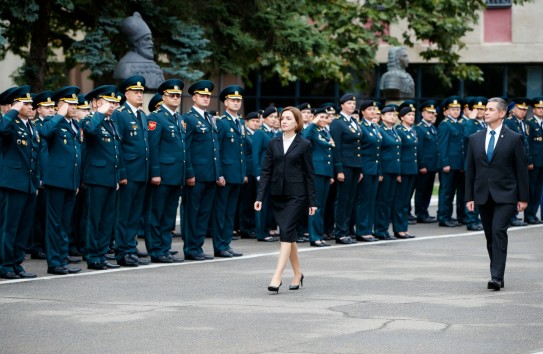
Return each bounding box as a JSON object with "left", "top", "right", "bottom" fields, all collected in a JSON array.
[
  {"left": 168, "top": 255, "right": 185, "bottom": 263},
  {"left": 227, "top": 249, "right": 243, "bottom": 257},
  {"left": 467, "top": 224, "right": 484, "bottom": 231},
  {"left": 103, "top": 261, "right": 121, "bottom": 269},
  {"left": 439, "top": 220, "right": 458, "bottom": 227},
  {"left": 240, "top": 231, "right": 256, "bottom": 239},
  {"left": 129, "top": 254, "right": 150, "bottom": 265},
  {"left": 510, "top": 219, "right": 527, "bottom": 227},
  {"left": 64, "top": 256, "right": 81, "bottom": 264},
  {"left": 526, "top": 218, "right": 542, "bottom": 224},
  {"left": 169, "top": 250, "right": 179, "bottom": 256},
  {"left": 63, "top": 265, "right": 82, "bottom": 274},
  {"left": 214, "top": 250, "right": 234, "bottom": 258},
  {"left": 15, "top": 270, "right": 37, "bottom": 278},
  {"left": 118, "top": 255, "right": 139, "bottom": 267},
  {"left": 48, "top": 266, "right": 69, "bottom": 275},
  {"left": 258, "top": 236, "right": 278, "bottom": 242},
  {"left": 417, "top": 216, "right": 437, "bottom": 223},
  {"left": 0, "top": 271, "right": 20, "bottom": 279},
  {"left": 88, "top": 262, "right": 107, "bottom": 270},
  {"left": 487, "top": 279, "right": 501, "bottom": 291},
  {"left": 151, "top": 255, "right": 173, "bottom": 263}
]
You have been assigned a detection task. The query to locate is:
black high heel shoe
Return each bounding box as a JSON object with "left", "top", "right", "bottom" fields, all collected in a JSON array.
[
  {"left": 289, "top": 274, "right": 304, "bottom": 290},
  {"left": 268, "top": 281, "right": 282, "bottom": 294}
]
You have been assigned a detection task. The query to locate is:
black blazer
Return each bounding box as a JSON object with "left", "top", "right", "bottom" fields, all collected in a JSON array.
[
  {"left": 465, "top": 125, "right": 529, "bottom": 205},
  {"left": 256, "top": 134, "right": 317, "bottom": 207}
]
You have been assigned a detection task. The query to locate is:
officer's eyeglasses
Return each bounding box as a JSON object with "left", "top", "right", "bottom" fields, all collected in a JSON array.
[{"left": 165, "top": 93, "right": 181, "bottom": 98}]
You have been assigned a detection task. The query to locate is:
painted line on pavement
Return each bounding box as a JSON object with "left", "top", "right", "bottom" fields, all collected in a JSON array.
[{"left": 1, "top": 223, "right": 542, "bottom": 286}]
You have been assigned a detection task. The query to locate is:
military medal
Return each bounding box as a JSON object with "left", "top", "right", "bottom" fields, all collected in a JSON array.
[
  {"left": 230, "top": 128, "right": 234, "bottom": 132},
  {"left": 64, "top": 139, "right": 67, "bottom": 144},
  {"left": 231, "top": 138, "right": 234, "bottom": 143}
]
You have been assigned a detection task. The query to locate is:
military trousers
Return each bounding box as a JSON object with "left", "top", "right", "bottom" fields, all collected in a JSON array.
[
  {"left": 238, "top": 175, "right": 256, "bottom": 235},
  {"left": 437, "top": 169, "right": 465, "bottom": 223},
  {"left": 211, "top": 183, "right": 242, "bottom": 252},
  {"left": 355, "top": 174, "right": 379, "bottom": 236},
  {"left": 116, "top": 181, "right": 147, "bottom": 260},
  {"left": 30, "top": 187, "right": 46, "bottom": 256},
  {"left": 183, "top": 181, "right": 216, "bottom": 257},
  {"left": 414, "top": 170, "right": 436, "bottom": 218},
  {"left": 146, "top": 184, "right": 182, "bottom": 258},
  {"left": 45, "top": 186, "right": 76, "bottom": 268},
  {"left": 334, "top": 166, "right": 361, "bottom": 238},
  {"left": 374, "top": 173, "right": 397, "bottom": 237},
  {"left": 393, "top": 174, "right": 416, "bottom": 233},
  {"left": 308, "top": 175, "right": 331, "bottom": 242},
  {"left": 84, "top": 184, "right": 118, "bottom": 265},
  {"left": 0, "top": 188, "right": 36, "bottom": 275}
]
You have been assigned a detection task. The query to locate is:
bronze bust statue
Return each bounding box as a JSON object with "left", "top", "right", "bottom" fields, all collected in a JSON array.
[
  {"left": 113, "top": 12, "right": 165, "bottom": 90},
  {"left": 380, "top": 47, "right": 415, "bottom": 100}
]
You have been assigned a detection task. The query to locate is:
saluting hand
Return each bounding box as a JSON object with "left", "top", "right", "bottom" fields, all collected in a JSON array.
[
  {"left": 10, "top": 101, "right": 23, "bottom": 111},
  {"left": 97, "top": 101, "right": 111, "bottom": 114},
  {"left": 57, "top": 102, "right": 69, "bottom": 116}
]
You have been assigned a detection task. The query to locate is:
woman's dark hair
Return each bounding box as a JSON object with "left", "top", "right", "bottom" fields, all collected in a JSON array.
[{"left": 280, "top": 106, "right": 304, "bottom": 133}]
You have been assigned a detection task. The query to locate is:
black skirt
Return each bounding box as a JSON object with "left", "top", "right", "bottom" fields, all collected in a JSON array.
[{"left": 271, "top": 195, "right": 307, "bottom": 243}]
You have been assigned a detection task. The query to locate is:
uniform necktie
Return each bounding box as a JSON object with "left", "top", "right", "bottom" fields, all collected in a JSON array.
[
  {"left": 430, "top": 125, "right": 436, "bottom": 135},
  {"left": 174, "top": 112, "right": 180, "bottom": 128},
  {"left": 26, "top": 121, "right": 33, "bottom": 135},
  {"left": 234, "top": 118, "right": 240, "bottom": 130},
  {"left": 136, "top": 110, "right": 142, "bottom": 125},
  {"left": 487, "top": 130, "right": 496, "bottom": 161}
]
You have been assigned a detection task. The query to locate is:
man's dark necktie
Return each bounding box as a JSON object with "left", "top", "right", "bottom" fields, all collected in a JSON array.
[{"left": 487, "top": 130, "right": 496, "bottom": 161}]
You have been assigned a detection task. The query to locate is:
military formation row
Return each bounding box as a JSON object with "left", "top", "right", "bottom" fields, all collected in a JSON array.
[{"left": 1, "top": 74, "right": 542, "bottom": 279}]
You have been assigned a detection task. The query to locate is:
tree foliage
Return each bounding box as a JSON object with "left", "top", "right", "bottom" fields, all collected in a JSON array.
[{"left": 0, "top": 0, "right": 534, "bottom": 91}]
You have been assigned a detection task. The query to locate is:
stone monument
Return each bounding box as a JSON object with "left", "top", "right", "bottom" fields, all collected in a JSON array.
[
  {"left": 113, "top": 12, "right": 165, "bottom": 90},
  {"left": 379, "top": 46, "right": 415, "bottom": 100}
]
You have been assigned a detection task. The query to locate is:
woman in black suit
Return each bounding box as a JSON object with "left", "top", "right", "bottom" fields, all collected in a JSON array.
[{"left": 255, "top": 107, "right": 317, "bottom": 293}]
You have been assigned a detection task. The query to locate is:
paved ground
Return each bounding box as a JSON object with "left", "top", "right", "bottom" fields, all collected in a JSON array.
[{"left": 1, "top": 219, "right": 543, "bottom": 354}]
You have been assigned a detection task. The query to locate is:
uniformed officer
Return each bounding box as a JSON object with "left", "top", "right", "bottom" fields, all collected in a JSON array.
[
  {"left": 393, "top": 106, "right": 418, "bottom": 238},
  {"left": 302, "top": 107, "right": 334, "bottom": 246},
  {"left": 414, "top": 100, "right": 439, "bottom": 223},
  {"left": 183, "top": 80, "right": 221, "bottom": 261},
  {"left": 238, "top": 111, "right": 262, "bottom": 239},
  {"left": 526, "top": 97, "right": 543, "bottom": 224},
  {"left": 374, "top": 105, "right": 401, "bottom": 240},
  {"left": 329, "top": 94, "right": 362, "bottom": 244},
  {"left": 437, "top": 96, "right": 465, "bottom": 227},
  {"left": 38, "top": 86, "right": 83, "bottom": 275},
  {"left": 29, "top": 90, "right": 55, "bottom": 260},
  {"left": 461, "top": 97, "right": 487, "bottom": 231},
  {"left": 146, "top": 79, "right": 186, "bottom": 263},
  {"left": 147, "top": 93, "right": 163, "bottom": 113},
  {"left": 354, "top": 100, "right": 382, "bottom": 242},
  {"left": 210, "top": 85, "right": 246, "bottom": 257},
  {"left": 80, "top": 85, "right": 123, "bottom": 270},
  {"left": 297, "top": 102, "right": 313, "bottom": 129},
  {"left": 252, "top": 106, "right": 279, "bottom": 242},
  {"left": 76, "top": 94, "right": 91, "bottom": 121},
  {"left": 111, "top": 75, "right": 150, "bottom": 266},
  {"left": 0, "top": 86, "right": 40, "bottom": 279},
  {"left": 504, "top": 97, "right": 530, "bottom": 226}
]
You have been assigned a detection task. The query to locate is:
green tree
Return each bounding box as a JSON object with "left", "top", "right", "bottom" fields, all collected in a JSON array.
[{"left": 0, "top": 0, "right": 533, "bottom": 91}]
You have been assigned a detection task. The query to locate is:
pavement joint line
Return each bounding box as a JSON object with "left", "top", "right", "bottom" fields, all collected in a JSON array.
[{"left": 1, "top": 224, "right": 542, "bottom": 286}]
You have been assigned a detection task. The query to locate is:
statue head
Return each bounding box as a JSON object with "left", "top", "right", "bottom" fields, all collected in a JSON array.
[
  {"left": 121, "top": 12, "right": 155, "bottom": 60},
  {"left": 387, "top": 46, "right": 409, "bottom": 71}
]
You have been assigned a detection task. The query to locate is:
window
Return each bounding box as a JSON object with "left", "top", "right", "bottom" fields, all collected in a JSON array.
[{"left": 486, "top": 0, "right": 512, "bottom": 8}]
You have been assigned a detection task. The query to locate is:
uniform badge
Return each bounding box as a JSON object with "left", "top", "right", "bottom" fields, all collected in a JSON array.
[
  {"left": 350, "top": 128, "right": 355, "bottom": 133},
  {"left": 17, "top": 139, "right": 21, "bottom": 145},
  {"left": 369, "top": 132, "right": 373, "bottom": 136},
  {"left": 22, "top": 140, "right": 28, "bottom": 146},
  {"left": 64, "top": 139, "right": 67, "bottom": 144},
  {"left": 407, "top": 135, "right": 411, "bottom": 139},
  {"left": 182, "top": 121, "right": 187, "bottom": 131},
  {"left": 231, "top": 138, "right": 234, "bottom": 143},
  {"left": 148, "top": 121, "right": 157, "bottom": 131},
  {"left": 230, "top": 128, "right": 234, "bottom": 132}
]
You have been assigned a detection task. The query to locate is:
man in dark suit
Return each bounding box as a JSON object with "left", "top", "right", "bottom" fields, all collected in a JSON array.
[{"left": 465, "top": 97, "right": 529, "bottom": 291}]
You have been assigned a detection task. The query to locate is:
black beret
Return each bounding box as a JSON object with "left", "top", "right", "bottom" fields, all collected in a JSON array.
[
  {"left": 244, "top": 111, "right": 260, "bottom": 120},
  {"left": 381, "top": 104, "right": 398, "bottom": 114},
  {"left": 296, "top": 102, "right": 311, "bottom": 111},
  {"left": 399, "top": 106, "right": 415, "bottom": 118},
  {"left": 339, "top": 93, "right": 357, "bottom": 104},
  {"left": 262, "top": 105, "right": 277, "bottom": 118},
  {"left": 359, "top": 100, "right": 376, "bottom": 111}
]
